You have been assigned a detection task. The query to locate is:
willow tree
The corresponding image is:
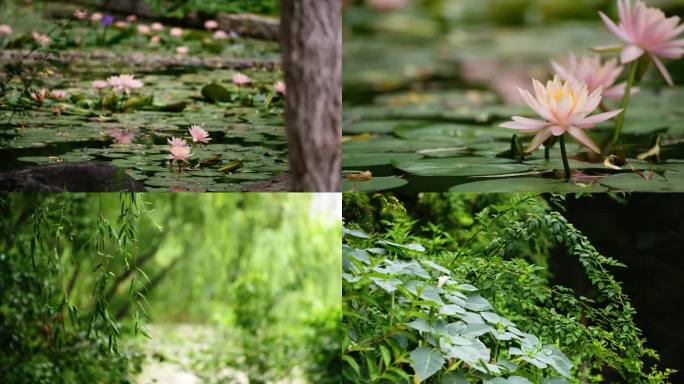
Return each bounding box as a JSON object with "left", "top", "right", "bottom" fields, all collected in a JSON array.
[{"left": 280, "top": 0, "right": 341, "bottom": 192}]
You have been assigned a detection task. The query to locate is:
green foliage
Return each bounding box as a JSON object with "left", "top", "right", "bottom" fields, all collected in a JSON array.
[
  {"left": 343, "top": 193, "right": 674, "bottom": 383},
  {"left": 147, "top": 0, "right": 279, "bottom": 17},
  {"left": 0, "top": 194, "right": 145, "bottom": 383}
]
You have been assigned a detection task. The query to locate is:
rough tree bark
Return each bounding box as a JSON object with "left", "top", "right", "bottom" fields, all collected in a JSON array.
[{"left": 280, "top": 0, "right": 341, "bottom": 192}]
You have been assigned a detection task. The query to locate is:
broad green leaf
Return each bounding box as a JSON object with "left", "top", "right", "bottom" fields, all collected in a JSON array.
[{"left": 409, "top": 347, "right": 445, "bottom": 382}]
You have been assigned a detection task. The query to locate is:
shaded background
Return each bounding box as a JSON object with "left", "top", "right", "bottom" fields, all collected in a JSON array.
[{"left": 554, "top": 194, "right": 684, "bottom": 380}]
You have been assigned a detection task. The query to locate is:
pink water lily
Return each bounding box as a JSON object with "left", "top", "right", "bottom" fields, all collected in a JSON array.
[
  {"left": 0, "top": 24, "right": 11, "bottom": 35},
  {"left": 188, "top": 125, "right": 211, "bottom": 144},
  {"left": 30, "top": 88, "right": 49, "bottom": 103},
  {"left": 274, "top": 81, "right": 286, "bottom": 94},
  {"left": 32, "top": 32, "right": 51, "bottom": 47},
  {"left": 176, "top": 46, "right": 189, "bottom": 55},
  {"left": 151, "top": 22, "right": 163, "bottom": 31},
  {"left": 90, "top": 13, "right": 103, "bottom": 22},
  {"left": 213, "top": 30, "right": 228, "bottom": 40},
  {"left": 73, "top": 10, "right": 87, "bottom": 20},
  {"left": 167, "top": 137, "right": 188, "bottom": 147},
  {"left": 92, "top": 80, "right": 109, "bottom": 90},
  {"left": 500, "top": 76, "right": 622, "bottom": 153},
  {"left": 204, "top": 20, "right": 218, "bottom": 30},
  {"left": 108, "top": 128, "right": 135, "bottom": 144},
  {"left": 599, "top": 0, "right": 684, "bottom": 85},
  {"left": 50, "top": 90, "right": 67, "bottom": 100},
  {"left": 232, "top": 73, "right": 251, "bottom": 86},
  {"left": 170, "top": 27, "right": 183, "bottom": 37},
  {"left": 137, "top": 24, "right": 150, "bottom": 34},
  {"left": 551, "top": 53, "right": 638, "bottom": 99},
  {"left": 108, "top": 74, "right": 143, "bottom": 94}
]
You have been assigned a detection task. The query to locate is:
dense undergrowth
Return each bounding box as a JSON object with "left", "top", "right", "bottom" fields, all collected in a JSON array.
[{"left": 342, "top": 193, "right": 675, "bottom": 383}]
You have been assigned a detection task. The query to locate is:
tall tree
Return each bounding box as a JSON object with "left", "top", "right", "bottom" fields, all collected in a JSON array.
[{"left": 280, "top": 0, "right": 341, "bottom": 191}]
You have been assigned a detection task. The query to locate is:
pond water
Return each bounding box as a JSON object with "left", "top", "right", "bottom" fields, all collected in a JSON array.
[{"left": 0, "top": 3, "right": 288, "bottom": 191}]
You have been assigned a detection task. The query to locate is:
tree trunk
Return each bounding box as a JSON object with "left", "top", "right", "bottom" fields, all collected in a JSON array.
[{"left": 280, "top": 0, "right": 341, "bottom": 191}]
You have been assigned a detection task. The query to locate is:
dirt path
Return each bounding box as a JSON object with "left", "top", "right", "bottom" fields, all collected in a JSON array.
[{"left": 135, "top": 324, "right": 248, "bottom": 384}]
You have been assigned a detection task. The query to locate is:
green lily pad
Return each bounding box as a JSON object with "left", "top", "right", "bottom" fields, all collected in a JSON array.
[
  {"left": 599, "top": 172, "right": 684, "bottom": 192},
  {"left": 343, "top": 152, "right": 423, "bottom": 167},
  {"left": 201, "top": 83, "right": 232, "bottom": 103},
  {"left": 343, "top": 176, "right": 408, "bottom": 192},
  {"left": 394, "top": 158, "right": 530, "bottom": 177}
]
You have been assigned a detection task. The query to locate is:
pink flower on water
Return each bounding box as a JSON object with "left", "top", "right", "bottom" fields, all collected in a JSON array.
[
  {"left": 108, "top": 128, "right": 135, "bottom": 144},
  {"left": 188, "top": 124, "right": 211, "bottom": 144},
  {"left": 500, "top": 76, "right": 623, "bottom": 153},
  {"left": 50, "top": 90, "right": 67, "bottom": 100},
  {"left": 551, "top": 53, "right": 638, "bottom": 99},
  {"left": 114, "top": 21, "right": 128, "bottom": 29},
  {"left": 213, "top": 30, "right": 228, "bottom": 40},
  {"left": 30, "top": 88, "right": 49, "bottom": 103},
  {"left": 137, "top": 24, "right": 150, "bottom": 34},
  {"left": 274, "top": 81, "right": 286, "bottom": 94},
  {"left": 170, "top": 27, "right": 183, "bottom": 37},
  {"left": 151, "top": 22, "right": 164, "bottom": 31},
  {"left": 599, "top": 0, "right": 684, "bottom": 85},
  {"left": 232, "top": 72, "right": 251, "bottom": 86},
  {"left": 92, "top": 80, "right": 109, "bottom": 90},
  {"left": 73, "top": 10, "right": 88, "bottom": 20},
  {"left": 167, "top": 137, "right": 188, "bottom": 147},
  {"left": 176, "top": 46, "right": 189, "bottom": 55},
  {"left": 0, "top": 24, "right": 12, "bottom": 36},
  {"left": 108, "top": 74, "right": 143, "bottom": 94},
  {"left": 367, "top": 0, "right": 408, "bottom": 12},
  {"left": 149, "top": 35, "right": 161, "bottom": 45},
  {"left": 126, "top": 15, "right": 138, "bottom": 22},
  {"left": 90, "top": 12, "right": 103, "bottom": 22},
  {"left": 32, "top": 32, "right": 51, "bottom": 47},
  {"left": 204, "top": 20, "right": 219, "bottom": 30},
  {"left": 167, "top": 138, "right": 192, "bottom": 164}
]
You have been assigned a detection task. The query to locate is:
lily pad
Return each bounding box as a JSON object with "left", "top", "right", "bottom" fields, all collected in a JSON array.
[
  {"left": 201, "top": 83, "right": 232, "bottom": 103},
  {"left": 449, "top": 177, "right": 608, "bottom": 193},
  {"left": 343, "top": 176, "right": 408, "bottom": 192}
]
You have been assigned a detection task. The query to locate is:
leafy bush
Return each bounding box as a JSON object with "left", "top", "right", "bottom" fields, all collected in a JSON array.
[{"left": 342, "top": 193, "right": 675, "bottom": 383}]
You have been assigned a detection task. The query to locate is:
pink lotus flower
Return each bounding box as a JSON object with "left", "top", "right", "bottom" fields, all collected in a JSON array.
[
  {"left": 73, "top": 10, "right": 87, "bottom": 20},
  {"left": 151, "top": 22, "right": 163, "bottom": 31},
  {"left": 32, "top": 32, "right": 51, "bottom": 47},
  {"left": 126, "top": 15, "right": 138, "bottom": 22},
  {"left": 149, "top": 35, "right": 161, "bottom": 45},
  {"left": 204, "top": 20, "right": 219, "bottom": 30},
  {"left": 176, "top": 46, "right": 189, "bottom": 55},
  {"left": 92, "top": 80, "right": 109, "bottom": 90},
  {"left": 107, "top": 74, "right": 143, "bottom": 94},
  {"left": 170, "top": 27, "right": 183, "bottom": 37},
  {"left": 213, "top": 30, "right": 228, "bottom": 40},
  {"left": 137, "top": 24, "right": 150, "bottom": 34},
  {"left": 274, "top": 81, "right": 286, "bottom": 94},
  {"left": 114, "top": 21, "right": 128, "bottom": 29},
  {"left": 551, "top": 53, "right": 638, "bottom": 99},
  {"left": 90, "top": 12, "right": 103, "bottom": 22},
  {"left": 500, "top": 76, "right": 622, "bottom": 153},
  {"left": 599, "top": 0, "right": 684, "bottom": 85},
  {"left": 367, "top": 0, "right": 408, "bottom": 12},
  {"left": 188, "top": 124, "right": 211, "bottom": 144},
  {"left": 167, "top": 137, "right": 188, "bottom": 147},
  {"left": 232, "top": 72, "right": 251, "bottom": 86},
  {"left": 167, "top": 139, "right": 192, "bottom": 164},
  {"left": 0, "top": 24, "right": 12, "bottom": 36},
  {"left": 30, "top": 88, "right": 49, "bottom": 103},
  {"left": 50, "top": 90, "right": 67, "bottom": 100},
  {"left": 108, "top": 128, "right": 135, "bottom": 144}
]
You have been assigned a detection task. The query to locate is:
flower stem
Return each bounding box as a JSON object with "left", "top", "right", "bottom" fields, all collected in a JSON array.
[
  {"left": 611, "top": 60, "right": 639, "bottom": 146},
  {"left": 559, "top": 134, "right": 571, "bottom": 180}
]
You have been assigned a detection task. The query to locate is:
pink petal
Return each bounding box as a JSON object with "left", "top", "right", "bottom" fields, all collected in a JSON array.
[
  {"left": 567, "top": 126, "right": 600, "bottom": 153},
  {"left": 525, "top": 129, "right": 552, "bottom": 153},
  {"left": 621, "top": 45, "right": 644, "bottom": 63},
  {"left": 652, "top": 56, "right": 674, "bottom": 86},
  {"left": 573, "top": 109, "right": 623, "bottom": 126},
  {"left": 500, "top": 120, "right": 543, "bottom": 131},
  {"left": 550, "top": 60, "right": 572, "bottom": 80},
  {"left": 517, "top": 88, "right": 554, "bottom": 122},
  {"left": 550, "top": 125, "right": 566, "bottom": 136},
  {"left": 511, "top": 116, "right": 548, "bottom": 128},
  {"left": 599, "top": 11, "right": 628, "bottom": 41}
]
